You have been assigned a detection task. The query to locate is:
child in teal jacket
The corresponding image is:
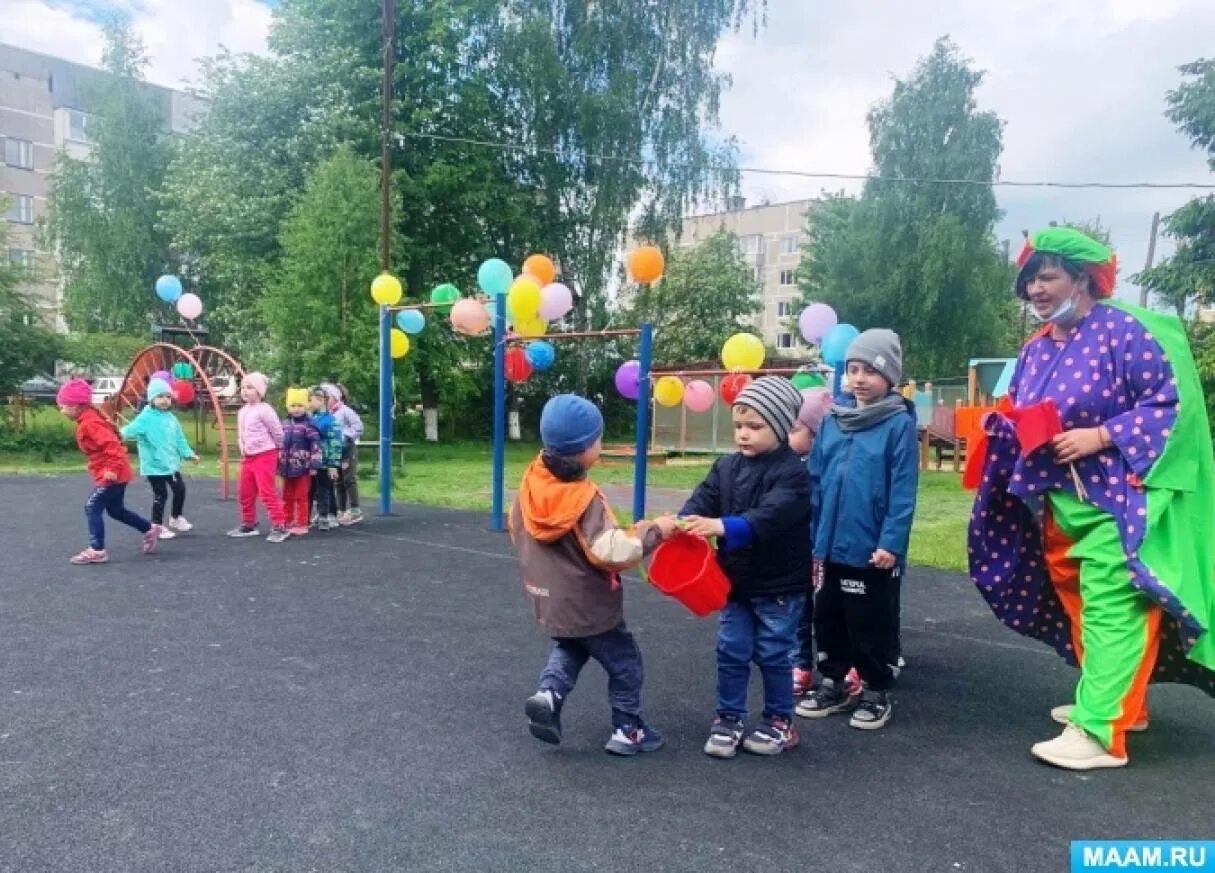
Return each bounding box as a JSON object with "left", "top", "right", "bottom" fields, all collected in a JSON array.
[{"left": 120, "top": 378, "right": 199, "bottom": 538}]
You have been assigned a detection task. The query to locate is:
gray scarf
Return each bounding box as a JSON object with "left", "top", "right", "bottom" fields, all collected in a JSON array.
[{"left": 832, "top": 393, "right": 908, "bottom": 433}]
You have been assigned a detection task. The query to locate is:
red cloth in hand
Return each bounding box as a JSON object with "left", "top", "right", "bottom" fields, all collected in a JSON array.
[{"left": 1005, "top": 399, "right": 1063, "bottom": 458}]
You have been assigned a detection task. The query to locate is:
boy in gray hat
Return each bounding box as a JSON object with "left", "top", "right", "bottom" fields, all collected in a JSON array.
[
  {"left": 679, "top": 376, "right": 812, "bottom": 758},
  {"left": 797, "top": 328, "right": 918, "bottom": 730}
]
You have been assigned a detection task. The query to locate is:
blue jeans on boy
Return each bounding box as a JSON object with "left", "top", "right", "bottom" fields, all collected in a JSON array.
[
  {"left": 85, "top": 483, "right": 151, "bottom": 550},
  {"left": 717, "top": 595, "right": 805, "bottom": 721},
  {"left": 538, "top": 621, "right": 645, "bottom": 730}
]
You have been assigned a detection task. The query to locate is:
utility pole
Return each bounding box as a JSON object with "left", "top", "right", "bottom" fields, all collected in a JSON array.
[{"left": 1140, "top": 211, "right": 1160, "bottom": 308}]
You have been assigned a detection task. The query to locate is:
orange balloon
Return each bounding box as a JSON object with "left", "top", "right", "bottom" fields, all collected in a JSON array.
[
  {"left": 628, "top": 245, "right": 665, "bottom": 284},
  {"left": 523, "top": 254, "right": 557, "bottom": 286}
]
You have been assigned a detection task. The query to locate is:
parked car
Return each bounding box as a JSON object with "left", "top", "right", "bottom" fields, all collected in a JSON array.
[
  {"left": 90, "top": 376, "right": 124, "bottom": 406},
  {"left": 18, "top": 375, "right": 60, "bottom": 404}
]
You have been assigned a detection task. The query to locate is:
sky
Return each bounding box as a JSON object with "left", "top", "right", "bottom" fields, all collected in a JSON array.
[{"left": 3, "top": 0, "right": 1213, "bottom": 299}]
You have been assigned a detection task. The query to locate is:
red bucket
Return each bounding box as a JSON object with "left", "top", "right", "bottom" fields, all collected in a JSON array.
[{"left": 647, "top": 533, "right": 730, "bottom": 617}]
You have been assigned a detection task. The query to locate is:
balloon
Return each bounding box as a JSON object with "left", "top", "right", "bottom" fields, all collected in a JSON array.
[
  {"left": 721, "top": 332, "right": 765, "bottom": 371},
  {"left": 798, "top": 303, "right": 838, "bottom": 344},
  {"left": 525, "top": 340, "right": 556, "bottom": 371},
  {"left": 450, "top": 298, "right": 491, "bottom": 336},
  {"left": 522, "top": 254, "right": 557, "bottom": 286},
  {"left": 171, "top": 378, "right": 195, "bottom": 405},
  {"left": 507, "top": 276, "right": 542, "bottom": 322},
  {"left": 538, "top": 282, "right": 574, "bottom": 322},
  {"left": 505, "top": 347, "right": 532, "bottom": 383},
  {"left": 176, "top": 292, "right": 203, "bottom": 321},
  {"left": 155, "top": 274, "right": 183, "bottom": 303},
  {"left": 517, "top": 317, "right": 548, "bottom": 339},
  {"left": 390, "top": 328, "right": 410, "bottom": 359},
  {"left": 477, "top": 258, "right": 514, "bottom": 297},
  {"left": 615, "top": 360, "right": 641, "bottom": 400},
  {"left": 683, "top": 380, "right": 715, "bottom": 413},
  {"left": 719, "top": 373, "right": 752, "bottom": 405},
  {"left": 792, "top": 371, "right": 826, "bottom": 390},
  {"left": 628, "top": 245, "right": 665, "bottom": 284},
  {"left": 821, "top": 323, "right": 859, "bottom": 366},
  {"left": 371, "top": 273, "right": 403, "bottom": 306},
  {"left": 430, "top": 283, "right": 461, "bottom": 314},
  {"left": 151, "top": 370, "right": 172, "bottom": 385},
  {"left": 396, "top": 308, "right": 425, "bottom": 335},
  {"left": 654, "top": 375, "right": 685, "bottom": 408},
  {"left": 171, "top": 362, "right": 194, "bottom": 379}
]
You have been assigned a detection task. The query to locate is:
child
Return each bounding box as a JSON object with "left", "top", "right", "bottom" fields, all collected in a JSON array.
[
  {"left": 120, "top": 378, "right": 199, "bottom": 539},
  {"left": 679, "top": 376, "right": 811, "bottom": 758},
  {"left": 309, "top": 386, "right": 342, "bottom": 530},
  {"left": 227, "top": 372, "right": 289, "bottom": 543},
  {"left": 323, "top": 383, "right": 364, "bottom": 526},
  {"left": 56, "top": 379, "right": 160, "bottom": 564},
  {"left": 511, "top": 394, "right": 677, "bottom": 755},
  {"left": 797, "top": 329, "right": 918, "bottom": 730},
  {"left": 280, "top": 387, "right": 322, "bottom": 536}
]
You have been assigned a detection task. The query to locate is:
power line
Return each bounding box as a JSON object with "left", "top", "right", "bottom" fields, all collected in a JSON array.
[{"left": 400, "top": 131, "right": 1215, "bottom": 191}]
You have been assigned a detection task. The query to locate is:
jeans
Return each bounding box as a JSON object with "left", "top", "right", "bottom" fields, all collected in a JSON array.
[
  {"left": 147, "top": 472, "right": 186, "bottom": 524},
  {"left": 538, "top": 622, "right": 646, "bottom": 730},
  {"left": 816, "top": 563, "right": 899, "bottom": 691},
  {"left": 85, "top": 483, "right": 151, "bottom": 550},
  {"left": 717, "top": 595, "right": 805, "bottom": 721}
]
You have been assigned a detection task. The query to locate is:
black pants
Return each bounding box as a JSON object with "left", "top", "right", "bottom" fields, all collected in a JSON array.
[
  {"left": 337, "top": 442, "right": 359, "bottom": 511},
  {"left": 147, "top": 473, "right": 186, "bottom": 524},
  {"left": 815, "top": 562, "right": 900, "bottom": 691},
  {"left": 794, "top": 578, "right": 815, "bottom": 669},
  {"left": 312, "top": 470, "right": 337, "bottom": 517}
]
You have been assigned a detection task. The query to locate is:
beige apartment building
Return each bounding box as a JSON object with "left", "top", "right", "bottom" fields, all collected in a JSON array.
[{"left": 0, "top": 43, "right": 205, "bottom": 327}]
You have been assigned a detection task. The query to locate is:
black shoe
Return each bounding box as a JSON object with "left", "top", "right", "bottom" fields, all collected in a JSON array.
[
  {"left": 525, "top": 689, "right": 563, "bottom": 745},
  {"left": 850, "top": 690, "right": 893, "bottom": 730},
  {"left": 795, "top": 677, "right": 860, "bottom": 719}
]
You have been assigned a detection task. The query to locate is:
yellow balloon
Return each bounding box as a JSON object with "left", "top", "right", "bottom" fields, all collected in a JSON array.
[
  {"left": 507, "top": 276, "right": 542, "bottom": 321},
  {"left": 390, "top": 328, "right": 410, "bottom": 359},
  {"left": 721, "top": 332, "right": 765, "bottom": 371},
  {"left": 517, "top": 317, "right": 548, "bottom": 339},
  {"left": 371, "top": 272, "right": 403, "bottom": 306},
  {"left": 654, "top": 375, "right": 685, "bottom": 408}
]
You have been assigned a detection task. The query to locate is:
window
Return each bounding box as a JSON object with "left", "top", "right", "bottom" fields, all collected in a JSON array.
[
  {"left": 5, "top": 195, "right": 34, "bottom": 224},
  {"left": 68, "top": 110, "right": 92, "bottom": 143},
  {"left": 779, "top": 269, "right": 795, "bottom": 286},
  {"left": 8, "top": 249, "right": 34, "bottom": 268},
  {"left": 777, "top": 333, "right": 794, "bottom": 349},
  {"left": 2, "top": 138, "right": 33, "bottom": 170},
  {"left": 777, "top": 301, "right": 792, "bottom": 318},
  {"left": 738, "top": 234, "right": 761, "bottom": 255},
  {"left": 782, "top": 234, "right": 799, "bottom": 255}
]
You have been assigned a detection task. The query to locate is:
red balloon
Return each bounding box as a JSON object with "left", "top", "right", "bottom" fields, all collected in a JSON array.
[
  {"left": 505, "top": 347, "right": 533, "bottom": 383},
  {"left": 719, "top": 373, "right": 752, "bottom": 406},
  {"left": 172, "top": 378, "right": 195, "bottom": 405}
]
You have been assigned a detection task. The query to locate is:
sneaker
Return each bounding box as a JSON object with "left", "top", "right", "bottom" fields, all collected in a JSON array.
[
  {"left": 849, "top": 690, "right": 894, "bottom": 730},
  {"left": 1051, "top": 704, "right": 1148, "bottom": 733},
  {"left": 844, "top": 667, "right": 863, "bottom": 697},
  {"left": 341, "top": 508, "right": 365, "bottom": 526},
  {"left": 703, "top": 715, "right": 745, "bottom": 759},
  {"left": 266, "top": 526, "right": 291, "bottom": 543},
  {"left": 1031, "top": 724, "right": 1128, "bottom": 771},
  {"left": 158, "top": 527, "right": 177, "bottom": 540},
  {"left": 168, "top": 516, "right": 193, "bottom": 532},
  {"left": 316, "top": 517, "right": 333, "bottom": 531},
  {"left": 795, "top": 677, "right": 860, "bottom": 719},
  {"left": 142, "top": 525, "right": 162, "bottom": 554},
  {"left": 309, "top": 510, "right": 319, "bottom": 526},
  {"left": 325, "top": 514, "right": 339, "bottom": 530},
  {"left": 792, "top": 667, "right": 814, "bottom": 697},
  {"left": 743, "top": 716, "right": 800, "bottom": 756},
  {"left": 336, "top": 511, "right": 353, "bottom": 526},
  {"left": 227, "top": 525, "right": 260, "bottom": 538},
  {"left": 288, "top": 525, "right": 310, "bottom": 537},
  {"left": 69, "top": 547, "right": 108, "bottom": 565},
  {"left": 604, "top": 724, "right": 665, "bottom": 756},
  {"left": 525, "top": 689, "right": 563, "bottom": 745}
]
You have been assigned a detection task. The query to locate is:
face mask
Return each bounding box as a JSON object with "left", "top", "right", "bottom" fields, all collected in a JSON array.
[{"left": 1029, "top": 288, "right": 1081, "bottom": 326}]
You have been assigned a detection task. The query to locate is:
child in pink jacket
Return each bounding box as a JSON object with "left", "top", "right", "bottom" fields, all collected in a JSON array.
[{"left": 227, "top": 372, "right": 289, "bottom": 542}]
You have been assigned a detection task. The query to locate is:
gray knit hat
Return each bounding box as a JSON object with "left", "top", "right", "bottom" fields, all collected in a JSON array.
[
  {"left": 734, "top": 376, "right": 804, "bottom": 443},
  {"left": 845, "top": 328, "right": 903, "bottom": 388}
]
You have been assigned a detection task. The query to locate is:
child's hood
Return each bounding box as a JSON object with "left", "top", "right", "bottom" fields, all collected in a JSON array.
[{"left": 516, "top": 456, "right": 598, "bottom": 543}]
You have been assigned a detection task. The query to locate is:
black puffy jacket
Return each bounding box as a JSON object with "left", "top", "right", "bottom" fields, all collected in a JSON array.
[{"left": 679, "top": 445, "right": 812, "bottom": 601}]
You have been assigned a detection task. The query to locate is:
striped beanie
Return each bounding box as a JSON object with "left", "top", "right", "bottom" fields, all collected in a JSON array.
[{"left": 734, "top": 376, "right": 804, "bottom": 444}]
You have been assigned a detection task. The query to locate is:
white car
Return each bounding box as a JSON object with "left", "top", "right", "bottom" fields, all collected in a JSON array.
[{"left": 90, "top": 376, "right": 123, "bottom": 406}]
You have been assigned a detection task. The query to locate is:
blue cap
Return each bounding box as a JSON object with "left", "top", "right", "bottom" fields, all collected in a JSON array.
[
  {"left": 147, "top": 378, "right": 173, "bottom": 402},
  {"left": 540, "top": 394, "right": 604, "bottom": 456}
]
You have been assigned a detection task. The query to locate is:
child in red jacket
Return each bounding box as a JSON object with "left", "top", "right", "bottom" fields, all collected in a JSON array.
[{"left": 57, "top": 379, "right": 161, "bottom": 564}]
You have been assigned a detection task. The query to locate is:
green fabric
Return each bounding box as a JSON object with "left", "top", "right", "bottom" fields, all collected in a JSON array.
[
  {"left": 1107, "top": 301, "right": 1215, "bottom": 671},
  {"left": 1048, "top": 490, "right": 1156, "bottom": 752},
  {"left": 1029, "top": 227, "right": 1113, "bottom": 265}
]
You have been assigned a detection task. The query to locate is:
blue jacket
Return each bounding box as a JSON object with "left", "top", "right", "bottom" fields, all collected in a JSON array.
[
  {"left": 311, "top": 410, "right": 343, "bottom": 468},
  {"left": 120, "top": 406, "right": 196, "bottom": 477},
  {"left": 810, "top": 394, "right": 919, "bottom": 569}
]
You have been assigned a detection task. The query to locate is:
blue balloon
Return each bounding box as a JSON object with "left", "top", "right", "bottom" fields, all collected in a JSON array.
[
  {"left": 820, "top": 323, "right": 859, "bottom": 366},
  {"left": 477, "top": 258, "right": 514, "bottom": 297},
  {"left": 155, "top": 274, "right": 183, "bottom": 303},
  {"left": 525, "top": 340, "right": 556, "bottom": 371},
  {"left": 396, "top": 308, "right": 426, "bottom": 335}
]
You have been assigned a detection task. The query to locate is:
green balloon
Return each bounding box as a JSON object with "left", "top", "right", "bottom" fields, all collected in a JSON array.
[
  {"left": 430, "top": 283, "right": 461, "bottom": 314},
  {"left": 792, "top": 372, "right": 825, "bottom": 390},
  {"left": 172, "top": 362, "right": 194, "bottom": 379}
]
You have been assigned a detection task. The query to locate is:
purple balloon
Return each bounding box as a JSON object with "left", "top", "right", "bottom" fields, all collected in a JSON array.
[
  {"left": 615, "top": 360, "right": 641, "bottom": 400},
  {"left": 798, "top": 303, "right": 838, "bottom": 344},
  {"left": 538, "top": 282, "right": 574, "bottom": 321},
  {"left": 151, "top": 370, "right": 172, "bottom": 385}
]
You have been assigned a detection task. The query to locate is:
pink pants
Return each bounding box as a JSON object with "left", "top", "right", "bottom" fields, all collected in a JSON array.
[
  {"left": 281, "top": 475, "right": 311, "bottom": 528},
  {"left": 239, "top": 450, "right": 286, "bottom": 527}
]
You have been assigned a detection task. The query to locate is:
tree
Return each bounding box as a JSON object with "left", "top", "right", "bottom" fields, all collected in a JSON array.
[
  {"left": 796, "top": 38, "right": 1018, "bottom": 377},
  {"left": 627, "top": 230, "right": 761, "bottom": 365},
  {"left": 0, "top": 218, "right": 60, "bottom": 392},
  {"left": 44, "top": 20, "right": 173, "bottom": 334}
]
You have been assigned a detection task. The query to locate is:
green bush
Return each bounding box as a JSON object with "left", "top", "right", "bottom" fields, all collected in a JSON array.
[
  {"left": 0, "top": 427, "right": 78, "bottom": 460},
  {"left": 1190, "top": 322, "right": 1215, "bottom": 442}
]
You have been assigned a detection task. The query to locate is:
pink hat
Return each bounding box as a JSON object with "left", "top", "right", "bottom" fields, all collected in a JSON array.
[
  {"left": 56, "top": 378, "right": 93, "bottom": 406},
  {"left": 241, "top": 371, "right": 269, "bottom": 399},
  {"left": 796, "top": 388, "right": 833, "bottom": 435}
]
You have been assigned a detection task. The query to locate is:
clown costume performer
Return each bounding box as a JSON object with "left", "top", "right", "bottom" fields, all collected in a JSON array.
[{"left": 968, "top": 227, "right": 1214, "bottom": 770}]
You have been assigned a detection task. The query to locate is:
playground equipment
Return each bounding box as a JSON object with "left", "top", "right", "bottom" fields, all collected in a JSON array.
[{"left": 913, "top": 358, "right": 1015, "bottom": 472}]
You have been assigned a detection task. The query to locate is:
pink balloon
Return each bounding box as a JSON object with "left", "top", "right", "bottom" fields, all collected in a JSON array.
[
  {"left": 450, "top": 297, "right": 490, "bottom": 335},
  {"left": 538, "top": 283, "right": 573, "bottom": 321},
  {"left": 798, "top": 303, "right": 838, "bottom": 344},
  {"left": 176, "top": 292, "right": 203, "bottom": 321},
  {"left": 683, "top": 379, "right": 715, "bottom": 413}
]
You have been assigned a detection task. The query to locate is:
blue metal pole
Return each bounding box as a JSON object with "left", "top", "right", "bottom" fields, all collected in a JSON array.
[
  {"left": 832, "top": 365, "right": 844, "bottom": 402},
  {"left": 378, "top": 303, "right": 393, "bottom": 515},
  {"left": 491, "top": 291, "right": 507, "bottom": 531},
  {"left": 633, "top": 322, "right": 654, "bottom": 522}
]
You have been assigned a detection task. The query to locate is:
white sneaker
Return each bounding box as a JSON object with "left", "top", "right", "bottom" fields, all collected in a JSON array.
[
  {"left": 1051, "top": 704, "right": 1148, "bottom": 733},
  {"left": 169, "top": 516, "right": 193, "bottom": 532},
  {"left": 158, "top": 527, "right": 177, "bottom": 539},
  {"left": 1031, "top": 724, "right": 1128, "bottom": 770}
]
